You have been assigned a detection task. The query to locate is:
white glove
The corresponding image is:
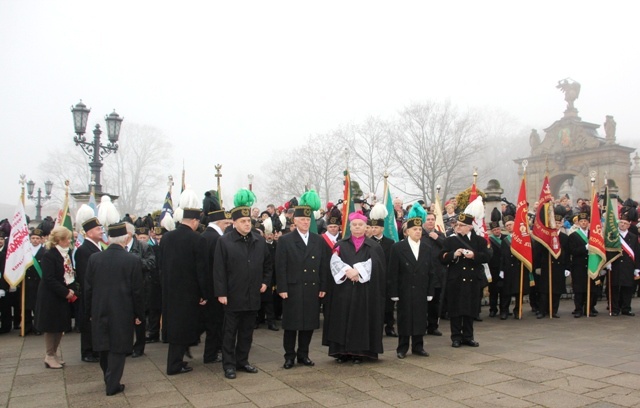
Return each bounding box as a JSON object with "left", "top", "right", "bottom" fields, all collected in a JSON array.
[
  {"left": 599, "top": 269, "right": 607, "bottom": 276},
  {"left": 535, "top": 268, "right": 541, "bottom": 276},
  {"left": 9, "top": 286, "right": 16, "bottom": 293},
  {"left": 564, "top": 270, "right": 571, "bottom": 277},
  {"left": 391, "top": 297, "right": 399, "bottom": 302},
  {"left": 0, "top": 289, "right": 5, "bottom": 298},
  {"left": 499, "top": 271, "right": 504, "bottom": 279},
  {"left": 634, "top": 270, "right": 640, "bottom": 277},
  {"left": 427, "top": 296, "right": 433, "bottom": 301},
  {"left": 585, "top": 244, "right": 589, "bottom": 250}
]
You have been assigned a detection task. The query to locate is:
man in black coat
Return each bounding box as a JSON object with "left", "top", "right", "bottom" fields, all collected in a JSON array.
[
  {"left": 276, "top": 205, "right": 329, "bottom": 369},
  {"left": 487, "top": 221, "right": 506, "bottom": 318},
  {"left": 24, "top": 228, "right": 45, "bottom": 335},
  {"left": 439, "top": 213, "right": 492, "bottom": 348},
  {"left": 422, "top": 213, "right": 447, "bottom": 335},
  {"left": 145, "top": 226, "right": 164, "bottom": 343},
  {"left": 500, "top": 216, "right": 530, "bottom": 319},
  {"left": 127, "top": 225, "right": 156, "bottom": 357},
  {"left": 213, "top": 205, "right": 273, "bottom": 379},
  {"left": 567, "top": 212, "right": 600, "bottom": 317},
  {"left": 388, "top": 215, "right": 435, "bottom": 358},
  {"left": 74, "top": 216, "right": 104, "bottom": 362},
  {"left": 200, "top": 209, "right": 233, "bottom": 363},
  {"left": 609, "top": 214, "right": 640, "bottom": 316},
  {"left": 0, "top": 231, "right": 11, "bottom": 334},
  {"left": 161, "top": 208, "right": 209, "bottom": 375},
  {"left": 85, "top": 222, "right": 144, "bottom": 396}
]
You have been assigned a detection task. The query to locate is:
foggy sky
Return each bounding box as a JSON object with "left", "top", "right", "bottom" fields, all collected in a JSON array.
[{"left": 1, "top": 0, "right": 639, "bottom": 219}]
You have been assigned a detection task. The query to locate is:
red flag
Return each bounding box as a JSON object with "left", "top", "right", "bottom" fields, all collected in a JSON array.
[
  {"left": 511, "top": 175, "right": 533, "bottom": 272},
  {"left": 341, "top": 170, "right": 355, "bottom": 238},
  {"left": 532, "top": 175, "right": 561, "bottom": 258},
  {"left": 587, "top": 190, "right": 606, "bottom": 280},
  {"left": 469, "top": 181, "right": 478, "bottom": 202}
]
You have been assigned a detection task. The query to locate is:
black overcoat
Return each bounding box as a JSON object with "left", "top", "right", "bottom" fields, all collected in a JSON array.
[
  {"left": 213, "top": 229, "right": 272, "bottom": 312},
  {"left": 322, "top": 237, "right": 386, "bottom": 356},
  {"left": 75, "top": 239, "right": 101, "bottom": 295},
  {"left": 533, "top": 233, "right": 568, "bottom": 294},
  {"left": 439, "top": 232, "right": 492, "bottom": 317},
  {"left": 501, "top": 237, "right": 530, "bottom": 296},
  {"left": 568, "top": 229, "right": 590, "bottom": 292},
  {"left": 129, "top": 238, "right": 156, "bottom": 309},
  {"left": 275, "top": 230, "right": 329, "bottom": 331},
  {"left": 24, "top": 245, "right": 45, "bottom": 310},
  {"left": 34, "top": 248, "right": 72, "bottom": 333},
  {"left": 387, "top": 239, "right": 435, "bottom": 336},
  {"left": 421, "top": 230, "right": 447, "bottom": 288},
  {"left": 85, "top": 245, "right": 144, "bottom": 353},
  {"left": 161, "top": 223, "right": 209, "bottom": 345},
  {"left": 488, "top": 234, "right": 506, "bottom": 282},
  {"left": 610, "top": 231, "right": 640, "bottom": 287}
]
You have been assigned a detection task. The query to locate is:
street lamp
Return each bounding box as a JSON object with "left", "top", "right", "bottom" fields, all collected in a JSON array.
[
  {"left": 26, "top": 179, "right": 53, "bottom": 222},
  {"left": 71, "top": 100, "right": 123, "bottom": 194},
  {"left": 248, "top": 174, "right": 254, "bottom": 191}
]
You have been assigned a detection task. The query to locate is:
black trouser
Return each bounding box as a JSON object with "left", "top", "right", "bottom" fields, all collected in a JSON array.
[
  {"left": 202, "top": 301, "right": 224, "bottom": 362},
  {"left": 75, "top": 295, "right": 95, "bottom": 358},
  {"left": 147, "top": 308, "right": 161, "bottom": 340},
  {"left": 450, "top": 315, "right": 474, "bottom": 342},
  {"left": 0, "top": 298, "right": 12, "bottom": 333},
  {"left": 427, "top": 288, "right": 441, "bottom": 331},
  {"left": 222, "top": 310, "right": 255, "bottom": 371},
  {"left": 384, "top": 298, "right": 396, "bottom": 328},
  {"left": 538, "top": 292, "right": 560, "bottom": 316},
  {"left": 133, "top": 320, "right": 146, "bottom": 355},
  {"left": 397, "top": 335, "right": 424, "bottom": 354},
  {"left": 167, "top": 343, "right": 188, "bottom": 374},
  {"left": 611, "top": 286, "right": 635, "bottom": 314},
  {"left": 257, "top": 301, "right": 275, "bottom": 324},
  {"left": 529, "top": 285, "right": 540, "bottom": 312},
  {"left": 488, "top": 281, "right": 501, "bottom": 313},
  {"left": 283, "top": 329, "right": 313, "bottom": 360},
  {"left": 5, "top": 291, "right": 21, "bottom": 329},
  {"left": 574, "top": 291, "right": 598, "bottom": 313},
  {"left": 99, "top": 351, "right": 126, "bottom": 395}
]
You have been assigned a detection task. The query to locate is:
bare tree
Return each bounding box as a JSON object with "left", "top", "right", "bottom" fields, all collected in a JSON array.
[{"left": 390, "top": 101, "right": 483, "bottom": 204}]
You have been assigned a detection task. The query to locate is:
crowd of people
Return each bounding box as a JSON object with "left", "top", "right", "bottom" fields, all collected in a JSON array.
[{"left": 0, "top": 187, "right": 638, "bottom": 396}]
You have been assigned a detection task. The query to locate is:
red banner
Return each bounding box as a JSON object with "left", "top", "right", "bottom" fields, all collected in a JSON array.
[
  {"left": 511, "top": 176, "right": 533, "bottom": 272},
  {"left": 532, "top": 175, "right": 561, "bottom": 258}
]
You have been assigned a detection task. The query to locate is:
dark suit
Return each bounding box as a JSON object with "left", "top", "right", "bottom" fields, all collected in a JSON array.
[
  {"left": 533, "top": 233, "right": 568, "bottom": 316},
  {"left": 610, "top": 230, "right": 640, "bottom": 314},
  {"left": 128, "top": 238, "right": 156, "bottom": 355},
  {"left": 24, "top": 245, "right": 45, "bottom": 333},
  {"left": 371, "top": 235, "right": 395, "bottom": 331},
  {"left": 73, "top": 239, "right": 102, "bottom": 358},
  {"left": 487, "top": 234, "right": 507, "bottom": 315},
  {"left": 421, "top": 229, "right": 446, "bottom": 331},
  {"left": 568, "top": 228, "right": 599, "bottom": 314},
  {"left": 85, "top": 244, "right": 144, "bottom": 395},
  {"left": 500, "top": 236, "right": 530, "bottom": 316},
  {"left": 275, "top": 229, "right": 329, "bottom": 361},
  {"left": 388, "top": 238, "right": 435, "bottom": 353},
  {"left": 200, "top": 225, "right": 225, "bottom": 362}
]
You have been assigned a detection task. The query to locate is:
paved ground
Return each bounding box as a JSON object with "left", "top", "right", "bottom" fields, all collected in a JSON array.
[{"left": 1, "top": 298, "right": 640, "bottom": 408}]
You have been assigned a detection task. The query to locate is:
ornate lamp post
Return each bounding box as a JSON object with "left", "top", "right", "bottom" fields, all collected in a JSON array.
[
  {"left": 26, "top": 179, "right": 53, "bottom": 222},
  {"left": 71, "top": 100, "right": 123, "bottom": 194},
  {"left": 248, "top": 174, "right": 254, "bottom": 191}
]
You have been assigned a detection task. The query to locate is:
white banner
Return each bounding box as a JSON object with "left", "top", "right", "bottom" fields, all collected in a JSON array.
[{"left": 3, "top": 201, "right": 32, "bottom": 287}]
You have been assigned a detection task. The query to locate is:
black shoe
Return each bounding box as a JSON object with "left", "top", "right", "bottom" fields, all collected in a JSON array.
[
  {"left": 283, "top": 359, "right": 295, "bottom": 369},
  {"left": 474, "top": 316, "right": 483, "bottom": 322},
  {"left": 224, "top": 368, "right": 236, "bottom": 379},
  {"left": 352, "top": 357, "right": 362, "bottom": 364},
  {"left": 622, "top": 311, "right": 635, "bottom": 316},
  {"left": 298, "top": 357, "right": 315, "bottom": 366},
  {"left": 145, "top": 337, "right": 159, "bottom": 344},
  {"left": 574, "top": 311, "right": 582, "bottom": 318},
  {"left": 204, "top": 353, "right": 223, "bottom": 364},
  {"left": 267, "top": 323, "right": 279, "bottom": 331},
  {"left": 552, "top": 313, "right": 560, "bottom": 318},
  {"left": 412, "top": 349, "right": 429, "bottom": 357},
  {"left": 237, "top": 364, "right": 258, "bottom": 373},
  {"left": 452, "top": 341, "right": 461, "bottom": 348},
  {"left": 82, "top": 356, "right": 99, "bottom": 363},
  {"left": 106, "top": 384, "right": 125, "bottom": 396},
  {"left": 32, "top": 330, "right": 42, "bottom": 336},
  {"left": 396, "top": 351, "right": 406, "bottom": 359},
  {"left": 385, "top": 326, "right": 398, "bottom": 337},
  {"left": 185, "top": 348, "right": 193, "bottom": 359},
  {"left": 427, "top": 329, "right": 442, "bottom": 336},
  {"left": 489, "top": 311, "right": 497, "bottom": 318},
  {"left": 336, "top": 355, "right": 351, "bottom": 363},
  {"left": 168, "top": 366, "right": 193, "bottom": 375},
  {"left": 131, "top": 351, "right": 144, "bottom": 358},
  {"left": 591, "top": 308, "right": 599, "bottom": 315},
  {"left": 462, "top": 339, "right": 480, "bottom": 347},
  {"left": 536, "top": 312, "right": 545, "bottom": 319},
  {"left": 499, "top": 313, "right": 507, "bottom": 320},
  {"left": 253, "top": 322, "right": 260, "bottom": 329}
]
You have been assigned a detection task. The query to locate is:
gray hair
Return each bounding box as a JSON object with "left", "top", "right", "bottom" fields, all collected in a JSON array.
[
  {"left": 109, "top": 235, "right": 129, "bottom": 246},
  {"left": 125, "top": 222, "right": 135, "bottom": 235}
]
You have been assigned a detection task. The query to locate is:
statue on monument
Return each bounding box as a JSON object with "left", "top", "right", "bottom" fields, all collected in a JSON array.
[
  {"left": 556, "top": 78, "right": 581, "bottom": 110},
  {"left": 604, "top": 115, "right": 616, "bottom": 143},
  {"left": 529, "top": 129, "right": 540, "bottom": 153}
]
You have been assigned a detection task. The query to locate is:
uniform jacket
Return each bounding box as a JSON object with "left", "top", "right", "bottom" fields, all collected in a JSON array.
[
  {"left": 24, "top": 245, "right": 45, "bottom": 310},
  {"left": 421, "top": 229, "right": 447, "bottom": 288},
  {"left": 610, "top": 230, "right": 640, "bottom": 287},
  {"left": 74, "top": 239, "right": 101, "bottom": 295},
  {"left": 533, "top": 232, "right": 568, "bottom": 294},
  {"left": 34, "top": 248, "right": 72, "bottom": 333}
]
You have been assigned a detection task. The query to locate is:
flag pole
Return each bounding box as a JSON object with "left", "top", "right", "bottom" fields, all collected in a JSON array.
[
  {"left": 19, "top": 175, "right": 26, "bottom": 337},
  {"left": 605, "top": 178, "right": 613, "bottom": 316},
  {"left": 215, "top": 164, "right": 223, "bottom": 209},
  {"left": 587, "top": 171, "right": 596, "bottom": 317},
  {"left": 383, "top": 169, "right": 388, "bottom": 205}
]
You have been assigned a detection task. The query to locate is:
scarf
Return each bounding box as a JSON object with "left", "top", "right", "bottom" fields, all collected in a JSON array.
[{"left": 57, "top": 245, "right": 75, "bottom": 286}]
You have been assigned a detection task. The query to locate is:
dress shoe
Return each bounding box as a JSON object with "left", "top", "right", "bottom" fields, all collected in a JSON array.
[
  {"left": 574, "top": 311, "right": 582, "bottom": 318},
  {"left": 611, "top": 311, "right": 620, "bottom": 316},
  {"left": 44, "top": 356, "right": 63, "bottom": 369},
  {"left": 552, "top": 313, "right": 560, "bottom": 318},
  {"left": 489, "top": 311, "right": 497, "bottom": 318},
  {"left": 396, "top": 351, "right": 406, "bottom": 359},
  {"left": 131, "top": 351, "right": 144, "bottom": 358},
  {"left": 145, "top": 337, "right": 159, "bottom": 343},
  {"left": 385, "top": 326, "right": 398, "bottom": 337},
  {"left": 283, "top": 359, "right": 295, "bottom": 369},
  {"left": 474, "top": 316, "right": 483, "bottom": 322},
  {"left": 82, "top": 355, "right": 99, "bottom": 363},
  {"left": 336, "top": 355, "right": 351, "bottom": 363},
  {"left": 427, "top": 329, "right": 442, "bottom": 336},
  {"left": 238, "top": 364, "right": 258, "bottom": 373},
  {"left": 591, "top": 308, "right": 599, "bottom": 315},
  {"left": 204, "top": 353, "right": 223, "bottom": 364},
  {"left": 499, "top": 313, "right": 507, "bottom": 320},
  {"left": 32, "top": 330, "right": 42, "bottom": 336},
  {"left": 298, "top": 357, "right": 315, "bottom": 366},
  {"left": 106, "top": 384, "right": 125, "bottom": 396},
  {"left": 268, "top": 322, "right": 279, "bottom": 331},
  {"left": 168, "top": 366, "right": 193, "bottom": 375},
  {"left": 452, "top": 340, "right": 461, "bottom": 348},
  {"left": 352, "top": 357, "right": 363, "bottom": 364},
  {"left": 412, "top": 349, "right": 430, "bottom": 357},
  {"left": 462, "top": 339, "right": 480, "bottom": 347},
  {"left": 224, "top": 368, "right": 237, "bottom": 379},
  {"left": 536, "top": 312, "right": 545, "bottom": 319},
  {"left": 622, "top": 311, "right": 635, "bottom": 316}
]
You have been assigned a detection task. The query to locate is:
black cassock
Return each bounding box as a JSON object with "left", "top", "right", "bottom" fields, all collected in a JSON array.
[
  {"left": 322, "top": 237, "right": 386, "bottom": 359},
  {"left": 161, "top": 224, "right": 209, "bottom": 346},
  {"left": 85, "top": 245, "right": 144, "bottom": 353}
]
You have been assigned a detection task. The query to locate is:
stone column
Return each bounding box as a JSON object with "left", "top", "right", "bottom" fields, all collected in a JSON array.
[
  {"left": 484, "top": 179, "right": 504, "bottom": 224},
  {"left": 630, "top": 153, "right": 640, "bottom": 200}
]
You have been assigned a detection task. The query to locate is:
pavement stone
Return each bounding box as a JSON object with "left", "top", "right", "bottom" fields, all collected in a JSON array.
[{"left": 1, "top": 297, "right": 639, "bottom": 407}]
